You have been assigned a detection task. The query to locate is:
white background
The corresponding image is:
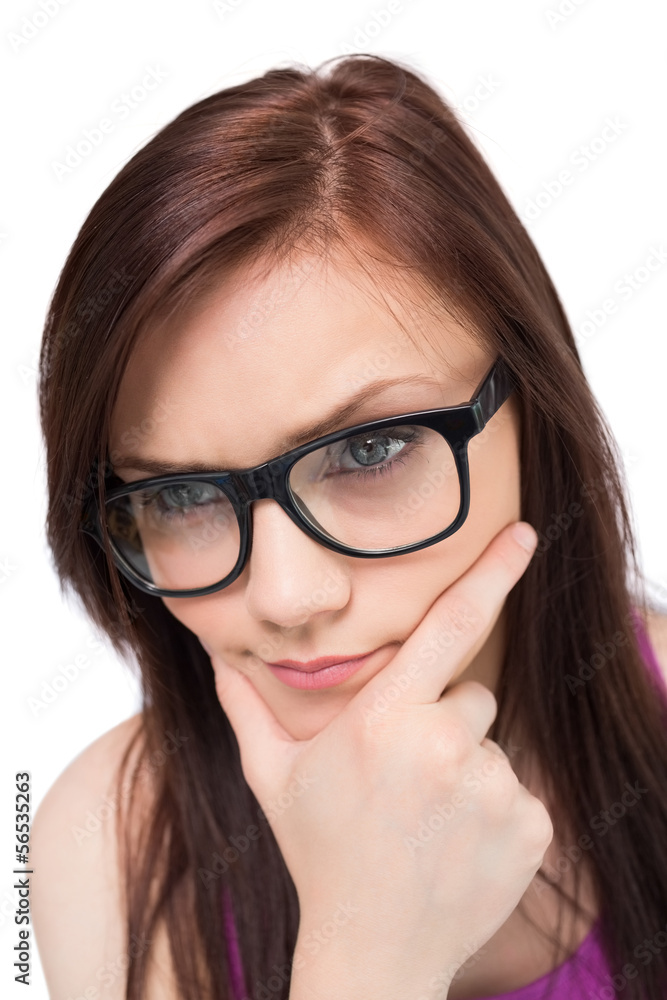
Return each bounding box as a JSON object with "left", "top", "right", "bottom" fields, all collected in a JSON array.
[{"left": 2, "top": 0, "right": 666, "bottom": 996}]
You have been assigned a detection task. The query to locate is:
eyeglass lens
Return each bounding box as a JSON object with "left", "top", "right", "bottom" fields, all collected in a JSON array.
[{"left": 105, "top": 424, "right": 461, "bottom": 591}]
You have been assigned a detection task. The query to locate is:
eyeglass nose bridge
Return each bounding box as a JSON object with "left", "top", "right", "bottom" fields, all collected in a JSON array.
[{"left": 230, "top": 458, "right": 294, "bottom": 508}]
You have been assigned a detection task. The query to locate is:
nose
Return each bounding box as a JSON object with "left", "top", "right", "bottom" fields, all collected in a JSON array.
[{"left": 241, "top": 498, "right": 351, "bottom": 627}]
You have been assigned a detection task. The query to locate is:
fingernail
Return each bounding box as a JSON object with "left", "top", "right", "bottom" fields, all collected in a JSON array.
[{"left": 512, "top": 522, "right": 538, "bottom": 553}]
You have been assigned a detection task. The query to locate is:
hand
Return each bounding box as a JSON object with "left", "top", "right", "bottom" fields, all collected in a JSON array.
[{"left": 212, "top": 520, "right": 553, "bottom": 993}]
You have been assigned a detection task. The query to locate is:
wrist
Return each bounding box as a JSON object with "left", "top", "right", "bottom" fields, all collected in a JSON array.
[{"left": 289, "top": 924, "right": 452, "bottom": 1000}]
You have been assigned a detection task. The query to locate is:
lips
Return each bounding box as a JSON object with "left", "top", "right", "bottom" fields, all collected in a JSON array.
[{"left": 267, "top": 651, "right": 375, "bottom": 673}]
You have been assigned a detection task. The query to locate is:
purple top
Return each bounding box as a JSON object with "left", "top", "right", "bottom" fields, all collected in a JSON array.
[{"left": 222, "top": 611, "right": 666, "bottom": 1000}]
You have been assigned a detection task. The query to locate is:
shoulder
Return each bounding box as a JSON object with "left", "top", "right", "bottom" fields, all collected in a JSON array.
[
  {"left": 30, "top": 711, "right": 145, "bottom": 861},
  {"left": 644, "top": 609, "right": 667, "bottom": 689},
  {"left": 31, "top": 712, "right": 180, "bottom": 999}
]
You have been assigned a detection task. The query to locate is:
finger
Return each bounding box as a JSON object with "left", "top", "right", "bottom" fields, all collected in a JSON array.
[
  {"left": 357, "top": 520, "right": 538, "bottom": 711},
  {"left": 480, "top": 736, "right": 512, "bottom": 764},
  {"left": 211, "top": 651, "right": 299, "bottom": 797},
  {"left": 437, "top": 680, "right": 498, "bottom": 746}
]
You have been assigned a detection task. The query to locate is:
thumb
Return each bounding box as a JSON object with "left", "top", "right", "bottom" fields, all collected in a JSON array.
[{"left": 209, "top": 649, "right": 297, "bottom": 798}]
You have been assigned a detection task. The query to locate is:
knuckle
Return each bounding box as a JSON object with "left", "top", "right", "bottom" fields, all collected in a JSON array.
[
  {"left": 530, "top": 800, "right": 555, "bottom": 850},
  {"left": 518, "top": 794, "right": 554, "bottom": 867},
  {"left": 481, "top": 745, "right": 511, "bottom": 775},
  {"left": 491, "top": 755, "right": 520, "bottom": 795},
  {"left": 470, "top": 683, "right": 499, "bottom": 717},
  {"left": 480, "top": 756, "right": 520, "bottom": 812},
  {"left": 428, "top": 717, "right": 472, "bottom": 765}
]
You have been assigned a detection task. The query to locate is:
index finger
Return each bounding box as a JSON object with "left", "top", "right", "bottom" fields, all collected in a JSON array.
[{"left": 356, "top": 520, "right": 538, "bottom": 712}]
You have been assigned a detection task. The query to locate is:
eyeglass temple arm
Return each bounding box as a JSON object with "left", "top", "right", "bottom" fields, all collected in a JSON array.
[{"left": 471, "top": 359, "right": 516, "bottom": 431}]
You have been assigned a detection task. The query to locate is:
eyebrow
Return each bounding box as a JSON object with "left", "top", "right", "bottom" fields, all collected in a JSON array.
[{"left": 111, "top": 373, "right": 451, "bottom": 476}]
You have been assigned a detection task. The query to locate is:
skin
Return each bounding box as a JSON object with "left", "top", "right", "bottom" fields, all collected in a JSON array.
[
  {"left": 109, "top": 243, "right": 598, "bottom": 993},
  {"left": 32, "top": 246, "right": 667, "bottom": 999},
  {"left": 108, "top": 245, "right": 522, "bottom": 743}
]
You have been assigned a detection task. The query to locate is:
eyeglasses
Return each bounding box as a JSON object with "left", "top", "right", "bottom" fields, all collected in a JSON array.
[{"left": 81, "top": 357, "right": 515, "bottom": 598}]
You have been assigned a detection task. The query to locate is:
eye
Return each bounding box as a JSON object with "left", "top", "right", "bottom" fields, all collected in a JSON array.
[
  {"left": 341, "top": 430, "right": 416, "bottom": 469},
  {"left": 157, "top": 483, "right": 220, "bottom": 510}
]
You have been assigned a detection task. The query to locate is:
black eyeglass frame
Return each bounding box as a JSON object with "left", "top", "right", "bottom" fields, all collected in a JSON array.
[{"left": 81, "top": 357, "right": 516, "bottom": 598}]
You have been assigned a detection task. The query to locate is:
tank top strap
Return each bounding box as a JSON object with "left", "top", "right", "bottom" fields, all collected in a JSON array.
[
  {"left": 222, "top": 884, "right": 247, "bottom": 1000},
  {"left": 630, "top": 606, "right": 667, "bottom": 698}
]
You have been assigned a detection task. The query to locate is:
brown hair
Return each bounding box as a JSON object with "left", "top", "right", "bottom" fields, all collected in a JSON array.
[{"left": 38, "top": 53, "right": 667, "bottom": 999}]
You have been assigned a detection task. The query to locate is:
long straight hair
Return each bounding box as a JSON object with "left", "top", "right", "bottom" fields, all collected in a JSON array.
[{"left": 38, "top": 54, "right": 667, "bottom": 999}]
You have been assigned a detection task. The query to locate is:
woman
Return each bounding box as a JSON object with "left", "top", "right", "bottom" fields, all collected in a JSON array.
[{"left": 31, "top": 53, "right": 667, "bottom": 999}]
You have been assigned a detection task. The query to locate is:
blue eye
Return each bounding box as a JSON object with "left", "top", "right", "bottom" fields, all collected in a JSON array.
[
  {"left": 133, "top": 482, "right": 224, "bottom": 522},
  {"left": 158, "top": 483, "right": 219, "bottom": 510},
  {"left": 326, "top": 427, "right": 422, "bottom": 480}
]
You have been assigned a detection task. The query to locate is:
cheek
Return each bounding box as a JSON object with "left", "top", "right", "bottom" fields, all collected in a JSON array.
[
  {"left": 161, "top": 588, "right": 286, "bottom": 664},
  {"left": 349, "top": 533, "right": 477, "bottom": 628},
  {"left": 158, "top": 410, "right": 522, "bottom": 665},
  {"left": 467, "top": 403, "right": 522, "bottom": 526},
  {"left": 161, "top": 593, "right": 236, "bottom": 647},
  {"left": 353, "top": 410, "right": 522, "bottom": 616}
]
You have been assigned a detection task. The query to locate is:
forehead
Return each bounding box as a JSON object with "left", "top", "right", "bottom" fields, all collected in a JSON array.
[{"left": 109, "top": 249, "right": 490, "bottom": 471}]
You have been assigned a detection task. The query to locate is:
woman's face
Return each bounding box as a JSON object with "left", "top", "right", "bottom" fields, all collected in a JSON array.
[{"left": 109, "top": 248, "right": 522, "bottom": 740}]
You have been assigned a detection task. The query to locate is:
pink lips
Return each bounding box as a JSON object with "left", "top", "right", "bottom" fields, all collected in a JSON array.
[
  {"left": 265, "top": 649, "right": 381, "bottom": 690},
  {"left": 267, "top": 652, "right": 373, "bottom": 673}
]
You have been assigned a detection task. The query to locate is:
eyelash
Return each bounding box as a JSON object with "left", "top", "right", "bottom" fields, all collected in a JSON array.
[{"left": 123, "top": 430, "right": 420, "bottom": 523}]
